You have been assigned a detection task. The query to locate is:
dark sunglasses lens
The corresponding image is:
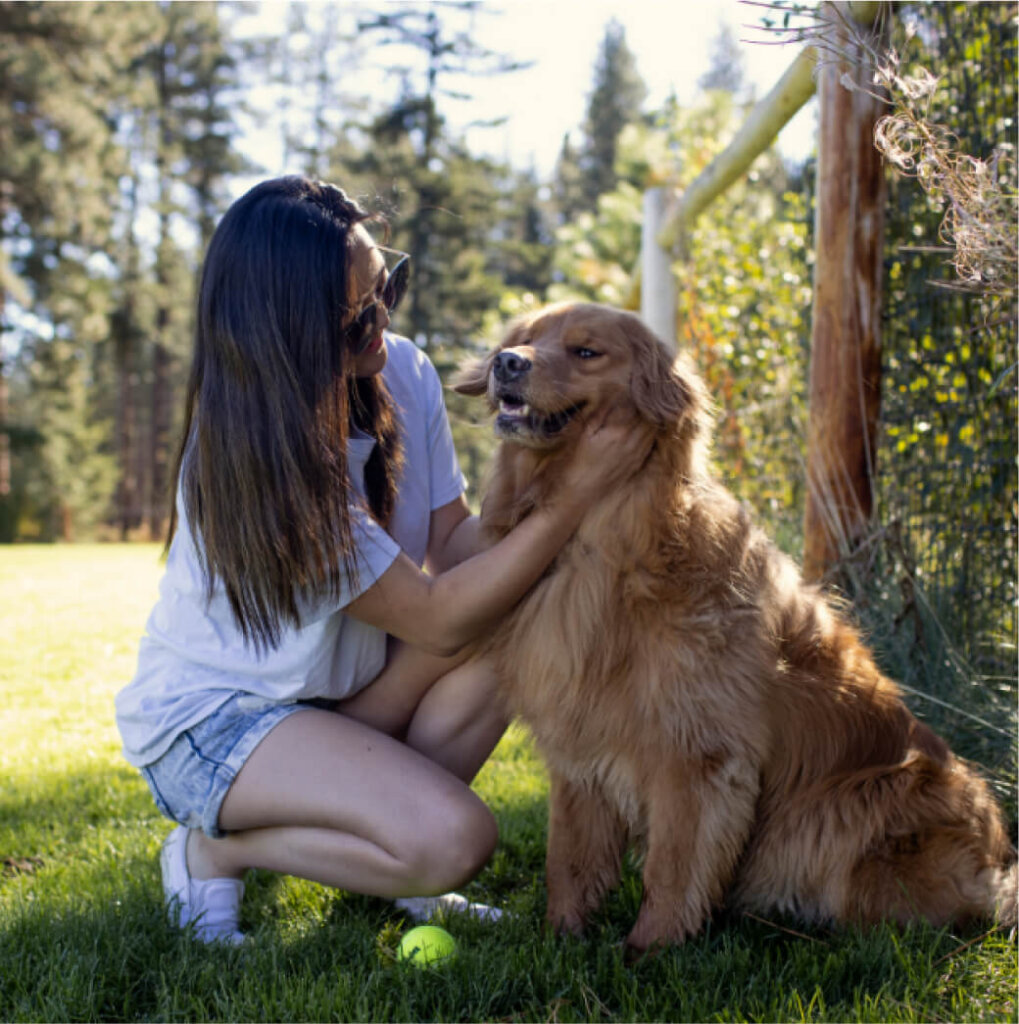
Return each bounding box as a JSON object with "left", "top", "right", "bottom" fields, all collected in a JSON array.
[
  {"left": 347, "top": 305, "right": 377, "bottom": 355},
  {"left": 384, "top": 258, "right": 410, "bottom": 314}
]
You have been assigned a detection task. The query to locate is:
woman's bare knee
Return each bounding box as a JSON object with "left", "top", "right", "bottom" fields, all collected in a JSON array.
[{"left": 406, "top": 792, "right": 498, "bottom": 894}]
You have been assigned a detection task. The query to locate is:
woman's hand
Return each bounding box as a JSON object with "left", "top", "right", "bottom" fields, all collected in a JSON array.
[
  {"left": 558, "top": 406, "right": 655, "bottom": 507},
  {"left": 347, "top": 406, "right": 654, "bottom": 658}
]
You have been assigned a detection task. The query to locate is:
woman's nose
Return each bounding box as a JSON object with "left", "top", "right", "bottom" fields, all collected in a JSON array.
[{"left": 376, "top": 301, "right": 391, "bottom": 332}]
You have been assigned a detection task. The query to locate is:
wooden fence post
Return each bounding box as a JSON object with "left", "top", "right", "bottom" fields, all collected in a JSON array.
[
  {"left": 640, "top": 187, "right": 677, "bottom": 348},
  {"left": 802, "top": 2, "right": 887, "bottom": 582}
]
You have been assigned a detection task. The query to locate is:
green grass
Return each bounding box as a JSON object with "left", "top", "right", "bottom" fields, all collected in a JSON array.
[{"left": 1, "top": 544, "right": 1016, "bottom": 1023}]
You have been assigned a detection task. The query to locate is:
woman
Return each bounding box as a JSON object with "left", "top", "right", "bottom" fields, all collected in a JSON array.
[{"left": 115, "top": 176, "right": 648, "bottom": 944}]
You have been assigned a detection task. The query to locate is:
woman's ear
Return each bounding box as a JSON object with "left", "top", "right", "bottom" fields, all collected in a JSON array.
[
  {"left": 451, "top": 350, "right": 495, "bottom": 396},
  {"left": 627, "top": 318, "right": 695, "bottom": 428}
]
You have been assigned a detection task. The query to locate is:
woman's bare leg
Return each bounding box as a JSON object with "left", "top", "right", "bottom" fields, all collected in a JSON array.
[
  {"left": 337, "top": 642, "right": 508, "bottom": 783},
  {"left": 334, "top": 638, "right": 469, "bottom": 738},
  {"left": 187, "top": 708, "right": 497, "bottom": 894},
  {"left": 404, "top": 655, "right": 508, "bottom": 782}
]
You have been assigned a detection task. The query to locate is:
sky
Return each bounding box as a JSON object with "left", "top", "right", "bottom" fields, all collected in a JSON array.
[
  {"left": 443, "top": 0, "right": 817, "bottom": 172},
  {"left": 235, "top": 0, "right": 817, "bottom": 185}
]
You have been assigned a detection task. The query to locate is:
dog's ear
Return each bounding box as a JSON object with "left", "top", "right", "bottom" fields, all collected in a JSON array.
[
  {"left": 627, "top": 317, "right": 695, "bottom": 428},
  {"left": 451, "top": 350, "right": 495, "bottom": 396}
]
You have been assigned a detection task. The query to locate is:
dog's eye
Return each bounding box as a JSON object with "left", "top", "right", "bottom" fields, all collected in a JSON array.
[{"left": 570, "top": 347, "right": 601, "bottom": 360}]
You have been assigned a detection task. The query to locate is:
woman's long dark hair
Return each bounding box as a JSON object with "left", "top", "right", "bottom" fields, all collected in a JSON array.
[{"left": 166, "top": 176, "right": 403, "bottom": 651}]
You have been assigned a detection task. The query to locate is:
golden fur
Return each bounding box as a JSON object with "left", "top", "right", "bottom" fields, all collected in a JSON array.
[{"left": 454, "top": 301, "right": 1017, "bottom": 952}]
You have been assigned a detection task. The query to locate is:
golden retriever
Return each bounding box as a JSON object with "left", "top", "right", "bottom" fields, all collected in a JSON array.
[{"left": 454, "top": 301, "right": 1017, "bottom": 952}]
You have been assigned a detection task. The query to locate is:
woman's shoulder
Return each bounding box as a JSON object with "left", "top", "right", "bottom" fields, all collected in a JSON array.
[
  {"left": 383, "top": 333, "right": 443, "bottom": 393},
  {"left": 384, "top": 332, "right": 428, "bottom": 369}
]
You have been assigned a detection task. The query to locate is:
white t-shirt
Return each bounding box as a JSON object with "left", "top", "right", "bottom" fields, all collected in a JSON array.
[{"left": 115, "top": 335, "right": 466, "bottom": 767}]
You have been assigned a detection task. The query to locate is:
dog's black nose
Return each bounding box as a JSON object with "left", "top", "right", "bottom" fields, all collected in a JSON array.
[{"left": 494, "top": 350, "right": 531, "bottom": 383}]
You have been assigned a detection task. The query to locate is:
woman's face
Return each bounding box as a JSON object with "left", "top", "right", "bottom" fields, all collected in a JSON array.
[{"left": 346, "top": 224, "right": 390, "bottom": 378}]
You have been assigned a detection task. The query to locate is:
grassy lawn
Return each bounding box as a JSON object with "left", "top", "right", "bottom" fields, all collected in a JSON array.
[{"left": 1, "top": 544, "right": 1016, "bottom": 1022}]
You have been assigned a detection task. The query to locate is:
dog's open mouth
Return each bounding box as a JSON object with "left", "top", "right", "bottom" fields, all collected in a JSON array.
[{"left": 495, "top": 392, "right": 586, "bottom": 440}]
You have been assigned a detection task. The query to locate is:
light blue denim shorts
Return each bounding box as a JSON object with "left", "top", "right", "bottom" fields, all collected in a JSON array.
[{"left": 140, "top": 692, "right": 321, "bottom": 838}]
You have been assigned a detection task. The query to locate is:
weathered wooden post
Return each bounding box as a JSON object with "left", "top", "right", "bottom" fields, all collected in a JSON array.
[{"left": 802, "top": 2, "right": 886, "bottom": 582}]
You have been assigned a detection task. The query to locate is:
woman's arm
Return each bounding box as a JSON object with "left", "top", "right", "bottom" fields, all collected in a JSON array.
[
  {"left": 347, "top": 412, "right": 651, "bottom": 656},
  {"left": 347, "top": 486, "right": 586, "bottom": 656},
  {"left": 425, "top": 496, "right": 483, "bottom": 575}
]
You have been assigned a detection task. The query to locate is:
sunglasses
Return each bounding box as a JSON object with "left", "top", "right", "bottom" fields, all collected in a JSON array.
[{"left": 344, "top": 251, "right": 411, "bottom": 355}]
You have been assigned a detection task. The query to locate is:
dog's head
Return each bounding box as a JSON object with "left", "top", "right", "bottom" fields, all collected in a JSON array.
[{"left": 453, "top": 302, "right": 704, "bottom": 451}]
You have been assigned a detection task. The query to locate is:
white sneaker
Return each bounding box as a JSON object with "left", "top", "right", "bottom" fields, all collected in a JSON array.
[
  {"left": 160, "top": 826, "right": 245, "bottom": 945},
  {"left": 394, "top": 891, "right": 503, "bottom": 924}
]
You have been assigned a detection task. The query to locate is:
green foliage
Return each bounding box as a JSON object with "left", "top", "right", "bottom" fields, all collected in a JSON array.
[
  {"left": 875, "top": 1, "right": 1017, "bottom": 683},
  {"left": 1, "top": 1, "right": 247, "bottom": 540},
  {"left": 0, "top": 1, "right": 126, "bottom": 269},
  {"left": 327, "top": 3, "right": 533, "bottom": 350},
  {"left": 548, "top": 92, "right": 814, "bottom": 552},
  {"left": 0, "top": 2, "right": 130, "bottom": 540}
]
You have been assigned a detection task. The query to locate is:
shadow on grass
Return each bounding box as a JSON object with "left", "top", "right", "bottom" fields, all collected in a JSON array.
[
  {"left": 2, "top": 762, "right": 1015, "bottom": 1021},
  {"left": 3, "top": 867, "right": 1004, "bottom": 1024}
]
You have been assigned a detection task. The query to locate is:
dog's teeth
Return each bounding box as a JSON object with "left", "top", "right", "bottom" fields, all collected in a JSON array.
[{"left": 500, "top": 401, "right": 529, "bottom": 417}]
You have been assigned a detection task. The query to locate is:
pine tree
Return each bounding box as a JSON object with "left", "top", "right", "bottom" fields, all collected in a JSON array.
[
  {"left": 698, "top": 21, "right": 747, "bottom": 95},
  {"left": 495, "top": 167, "right": 555, "bottom": 295},
  {"left": 577, "top": 20, "right": 647, "bottom": 211},
  {"left": 1, "top": 2, "right": 246, "bottom": 539},
  {"left": 341, "top": 2, "right": 527, "bottom": 348},
  {"left": 552, "top": 134, "right": 587, "bottom": 226},
  {"left": 0, "top": 1, "right": 128, "bottom": 538},
  {"left": 248, "top": 3, "right": 365, "bottom": 181},
  {"left": 121, "top": 1, "right": 245, "bottom": 539},
  {"left": 179, "top": 4, "right": 251, "bottom": 254}
]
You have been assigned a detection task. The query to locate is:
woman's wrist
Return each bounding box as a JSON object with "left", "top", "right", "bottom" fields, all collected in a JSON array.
[{"left": 541, "top": 478, "right": 592, "bottom": 525}]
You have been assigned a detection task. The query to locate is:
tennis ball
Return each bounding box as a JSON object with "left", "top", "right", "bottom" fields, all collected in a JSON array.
[{"left": 397, "top": 924, "right": 457, "bottom": 967}]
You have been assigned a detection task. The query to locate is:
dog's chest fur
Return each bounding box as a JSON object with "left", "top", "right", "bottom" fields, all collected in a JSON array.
[{"left": 480, "top": 445, "right": 779, "bottom": 826}]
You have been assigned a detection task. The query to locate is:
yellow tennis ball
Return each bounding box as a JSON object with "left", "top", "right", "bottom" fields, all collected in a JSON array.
[{"left": 397, "top": 924, "right": 457, "bottom": 967}]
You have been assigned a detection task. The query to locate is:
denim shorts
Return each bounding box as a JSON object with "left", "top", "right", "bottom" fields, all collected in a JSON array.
[{"left": 139, "top": 692, "right": 319, "bottom": 838}]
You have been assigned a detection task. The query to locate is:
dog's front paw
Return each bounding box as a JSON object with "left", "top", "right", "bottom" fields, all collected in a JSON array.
[
  {"left": 622, "top": 937, "right": 669, "bottom": 966},
  {"left": 625, "top": 909, "right": 700, "bottom": 953},
  {"left": 546, "top": 904, "right": 587, "bottom": 937}
]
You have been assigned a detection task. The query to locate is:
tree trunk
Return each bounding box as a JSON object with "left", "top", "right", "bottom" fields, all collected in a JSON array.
[
  {"left": 149, "top": 317, "right": 171, "bottom": 541},
  {"left": 0, "top": 180, "right": 11, "bottom": 539},
  {"left": 802, "top": 2, "right": 887, "bottom": 582},
  {"left": 114, "top": 164, "right": 143, "bottom": 540},
  {"left": 0, "top": 340, "right": 9, "bottom": 501},
  {"left": 148, "top": 33, "right": 173, "bottom": 542}
]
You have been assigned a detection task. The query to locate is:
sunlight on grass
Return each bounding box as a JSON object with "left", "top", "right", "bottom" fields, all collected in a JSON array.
[
  {"left": 1, "top": 544, "right": 163, "bottom": 764},
  {"left": 1, "top": 544, "right": 1015, "bottom": 1023}
]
